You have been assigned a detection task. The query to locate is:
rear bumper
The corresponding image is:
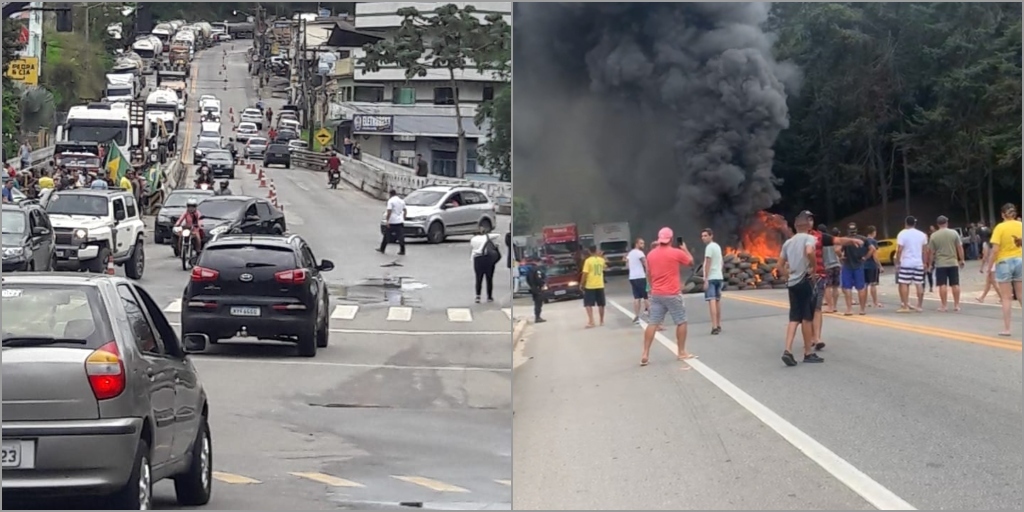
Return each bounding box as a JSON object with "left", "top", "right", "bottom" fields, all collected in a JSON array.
[
  {"left": 211, "top": 167, "right": 235, "bottom": 178},
  {"left": 263, "top": 157, "right": 291, "bottom": 166},
  {"left": 1, "top": 417, "right": 142, "bottom": 494},
  {"left": 182, "top": 307, "right": 314, "bottom": 341}
]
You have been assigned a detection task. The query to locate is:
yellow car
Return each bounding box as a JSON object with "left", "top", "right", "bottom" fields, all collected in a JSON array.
[{"left": 874, "top": 238, "right": 898, "bottom": 265}]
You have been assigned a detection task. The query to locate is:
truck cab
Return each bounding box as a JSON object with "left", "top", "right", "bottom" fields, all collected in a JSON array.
[
  {"left": 542, "top": 224, "right": 582, "bottom": 267},
  {"left": 57, "top": 103, "right": 143, "bottom": 165},
  {"left": 594, "top": 222, "right": 631, "bottom": 274},
  {"left": 104, "top": 73, "right": 138, "bottom": 103}
]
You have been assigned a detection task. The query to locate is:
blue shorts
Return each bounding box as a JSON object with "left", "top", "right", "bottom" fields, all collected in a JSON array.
[
  {"left": 649, "top": 294, "right": 687, "bottom": 325},
  {"left": 995, "top": 257, "right": 1023, "bottom": 283},
  {"left": 841, "top": 267, "right": 866, "bottom": 290},
  {"left": 704, "top": 279, "right": 724, "bottom": 301},
  {"left": 629, "top": 278, "right": 648, "bottom": 300}
]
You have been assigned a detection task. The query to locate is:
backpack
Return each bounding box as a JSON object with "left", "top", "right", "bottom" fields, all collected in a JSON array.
[
  {"left": 527, "top": 266, "right": 546, "bottom": 291},
  {"left": 483, "top": 237, "right": 501, "bottom": 265}
]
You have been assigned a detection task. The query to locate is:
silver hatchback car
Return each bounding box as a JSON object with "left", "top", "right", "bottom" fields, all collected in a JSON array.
[
  {"left": 382, "top": 186, "right": 499, "bottom": 244},
  {"left": 1, "top": 274, "right": 213, "bottom": 509}
]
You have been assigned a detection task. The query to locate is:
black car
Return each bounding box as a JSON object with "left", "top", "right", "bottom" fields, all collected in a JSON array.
[
  {"left": 196, "top": 196, "right": 287, "bottom": 239},
  {"left": 2, "top": 202, "right": 55, "bottom": 272},
  {"left": 180, "top": 234, "right": 335, "bottom": 356},
  {"left": 274, "top": 129, "right": 299, "bottom": 143},
  {"left": 192, "top": 139, "right": 221, "bottom": 163},
  {"left": 203, "top": 150, "right": 235, "bottom": 179},
  {"left": 154, "top": 189, "right": 216, "bottom": 244},
  {"left": 263, "top": 144, "right": 291, "bottom": 169}
]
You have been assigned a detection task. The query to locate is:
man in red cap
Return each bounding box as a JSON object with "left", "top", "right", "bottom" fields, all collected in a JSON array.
[{"left": 640, "top": 227, "right": 695, "bottom": 367}]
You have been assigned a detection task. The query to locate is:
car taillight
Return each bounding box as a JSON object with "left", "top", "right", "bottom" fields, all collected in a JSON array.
[
  {"left": 191, "top": 266, "right": 220, "bottom": 282},
  {"left": 85, "top": 341, "right": 126, "bottom": 400},
  {"left": 274, "top": 268, "right": 308, "bottom": 285}
]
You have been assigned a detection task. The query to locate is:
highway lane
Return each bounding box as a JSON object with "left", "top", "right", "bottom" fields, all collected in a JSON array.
[
  {"left": 112, "top": 45, "right": 511, "bottom": 510},
  {"left": 512, "top": 277, "right": 1022, "bottom": 511}
]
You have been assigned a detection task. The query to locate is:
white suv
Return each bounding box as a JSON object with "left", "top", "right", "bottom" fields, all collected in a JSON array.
[
  {"left": 381, "top": 186, "right": 498, "bottom": 244},
  {"left": 43, "top": 189, "right": 147, "bottom": 279}
]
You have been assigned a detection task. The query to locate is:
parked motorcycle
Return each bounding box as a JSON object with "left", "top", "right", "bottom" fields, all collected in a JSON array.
[{"left": 172, "top": 226, "right": 200, "bottom": 270}]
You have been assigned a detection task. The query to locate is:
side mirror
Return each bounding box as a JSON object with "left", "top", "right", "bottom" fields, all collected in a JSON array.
[
  {"left": 245, "top": 214, "right": 260, "bottom": 222},
  {"left": 32, "top": 226, "right": 50, "bottom": 237},
  {"left": 114, "top": 210, "right": 127, "bottom": 222},
  {"left": 440, "top": 203, "right": 450, "bottom": 210},
  {"left": 181, "top": 333, "right": 209, "bottom": 353},
  {"left": 318, "top": 259, "right": 335, "bottom": 272}
]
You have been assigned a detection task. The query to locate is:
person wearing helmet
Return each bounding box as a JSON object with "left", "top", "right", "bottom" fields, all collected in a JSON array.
[
  {"left": 175, "top": 198, "right": 205, "bottom": 252},
  {"left": 214, "top": 180, "right": 233, "bottom": 196}
]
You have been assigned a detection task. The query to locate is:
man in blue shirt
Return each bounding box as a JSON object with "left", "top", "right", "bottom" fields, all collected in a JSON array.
[{"left": 2, "top": 179, "right": 14, "bottom": 203}]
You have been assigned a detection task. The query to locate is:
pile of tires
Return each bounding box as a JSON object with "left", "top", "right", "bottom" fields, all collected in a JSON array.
[{"left": 682, "top": 251, "right": 787, "bottom": 294}]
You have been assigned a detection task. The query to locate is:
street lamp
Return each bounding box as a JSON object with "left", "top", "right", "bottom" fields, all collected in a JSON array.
[{"left": 81, "top": 3, "right": 107, "bottom": 42}]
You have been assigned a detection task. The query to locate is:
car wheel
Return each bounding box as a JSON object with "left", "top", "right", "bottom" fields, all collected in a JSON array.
[
  {"left": 173, "top": 415, "right": 213, "bottom": 506},
  {"left": 297, "top": 323, "right": 317, "bottom": 357},
  {"left": 427, "top": 222, "right": 445, "bottom": 244},
  {"left": 285, "top": 162, "right": 291, "bottom": 169},
  {"left": 153, "top": 231, "right": 162, "bottom": 245},
  {"left": 125, "top": 241, "right": 145, "bottom": 280},
  {"left": 107, "top": 438, "right": 152, "bottom": 510},
  {"left": 272, "top": 224, "right": 284, "bottom": 235},
  {"left": 479, "top": 217, "right": 493, "bottom": 232},
  {"left": 87, "top": 247, "right": 111, "bottom": 274},
  {"left": 316, "top": 310, "right": 329, "bottom": 348}
]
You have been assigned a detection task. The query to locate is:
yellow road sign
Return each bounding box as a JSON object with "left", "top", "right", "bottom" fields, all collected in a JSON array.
[
  {"left": 315, "top": 128, "right": 332, "bottom": 147},
  {"left": 6, "top": 57, "right": 39, "bottom": 85}
]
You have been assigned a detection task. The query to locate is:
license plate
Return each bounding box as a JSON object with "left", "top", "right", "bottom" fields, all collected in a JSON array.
[
  {"left": 55, "top": 250, "right": 65, "bottom": 258},
  {"left": 2, "top": 440, "right": 27, "bottom": 468},
  {"left": 554, "top": 290, "right": 567, "bottom": 296},
  {"left": 230, "top": 306, "right": 261, "bottom": 317}
]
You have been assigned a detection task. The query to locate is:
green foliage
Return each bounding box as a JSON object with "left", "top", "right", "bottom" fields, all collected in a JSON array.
[
  {"left": 771, "top": 2, "right": 1021, "bottom": 230},
  {"left": 475, "top": 84, "right": 510, "bottom": 181},
  {"left": 2, "top": 19, "right": 25, "bottom": 158},
  {"left": 359, "top": 4, "right": 511, "bottom": 178},
  {"left": 149, "top": 3, "right": 355, "bottom": 23},
  {"left": 42, "top": 27, "right": 111, "bottom": 112},
  {"left": 512, "top": 196, "right": 535, "bottom": 235}
]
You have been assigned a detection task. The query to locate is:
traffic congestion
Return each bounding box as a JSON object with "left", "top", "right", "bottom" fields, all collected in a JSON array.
[{"left": 3, "top": 19, "right": 511, "bottom": 510}]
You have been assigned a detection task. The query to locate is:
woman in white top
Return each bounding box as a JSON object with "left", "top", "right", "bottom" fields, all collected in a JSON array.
[{"left": 470, "top": 226, "right": 502, "bottom": 303}]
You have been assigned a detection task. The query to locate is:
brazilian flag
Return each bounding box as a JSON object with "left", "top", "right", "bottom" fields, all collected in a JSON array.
[
  {"left": 144, "top": 163, "right": 162, "bottom": 195},
  {"left": 104, "top": 143, "right": 132, "bottom": 183}
]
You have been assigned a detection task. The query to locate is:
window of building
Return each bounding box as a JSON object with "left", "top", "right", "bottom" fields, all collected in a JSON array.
[
  {"left": 433, "top": 87, "right": 457, "bottom": 105},
  {"left": 483, "top": 86, "right": 495, "bottom": 102},
  {"left": 392, "top": 87, "right": 416, "bottom": 105},
  {"left": 354, "top": 86, "right": 383, "bottom": 102}
]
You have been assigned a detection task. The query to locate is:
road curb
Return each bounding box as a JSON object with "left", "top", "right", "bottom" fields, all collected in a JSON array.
[{"left": 512, "top": 316, "right": 528, "bottom": 350}]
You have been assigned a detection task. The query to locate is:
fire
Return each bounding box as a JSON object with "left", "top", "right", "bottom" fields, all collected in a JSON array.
[{"left": 724, "top": 211, "right": 793, "bottom": 284}]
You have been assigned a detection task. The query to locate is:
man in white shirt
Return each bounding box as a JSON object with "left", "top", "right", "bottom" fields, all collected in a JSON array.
[
  {"left": 377, "top": 189, "right": 406, "bottom": 255},
  {"left": 626, "top": 238, "right": 649, "bottom": 323},
  {"left": 701, "top": 228, "right": 725, "bottom": 334},
  {"left": 895, "top": 215, "right": 930, "bottom": 312}
]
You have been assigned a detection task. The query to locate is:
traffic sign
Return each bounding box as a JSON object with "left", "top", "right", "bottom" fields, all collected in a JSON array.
[
  {"left": 314, "top": 128, "right": 332, "bottom": 147},
  {"left": 6, "top": 57, "right": 38, "bottom": 85}
]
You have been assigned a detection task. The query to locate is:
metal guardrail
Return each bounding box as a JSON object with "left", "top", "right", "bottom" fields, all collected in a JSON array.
[
  {"left": 4, "top": 146, "right": 56, "bottom": 173},
  {"left": 289, "top": 148, "right": 330, "bottom": 172}
]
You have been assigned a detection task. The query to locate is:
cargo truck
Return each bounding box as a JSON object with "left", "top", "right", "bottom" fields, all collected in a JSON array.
[{"left": 593, "top": 222, "right": 631, "bottom": 273}]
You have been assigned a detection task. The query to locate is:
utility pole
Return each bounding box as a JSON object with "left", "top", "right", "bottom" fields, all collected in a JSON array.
[{"left": 300, "top": 17, "right": 313, "bottom": 147}]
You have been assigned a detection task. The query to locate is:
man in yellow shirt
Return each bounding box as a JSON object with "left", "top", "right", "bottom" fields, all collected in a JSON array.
[
  {"left": 37, "top": 172, "right": 54, "bottom": 190},
  {"left": 119, "top": 173, "right": 133, "bottom": 193},
  {"left": 580, "top": 246, "right": 607, "bottom": 328},
  {"left": 986, "top": 203, "right": 1022, "bottom": 336}
]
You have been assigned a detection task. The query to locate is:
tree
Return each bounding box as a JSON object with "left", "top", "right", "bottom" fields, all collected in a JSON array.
[
  {"left": 512, "top": 196, "right": 535, "bottom": 235},
  {"left": 2, "top": 19, "right": 25, "bottom": 159},
  {"left": 474, "top": 25, "right": 510, "bottom": 181},
  {"left": 359, "top": 4, "right": 511, "bottom": 178}
]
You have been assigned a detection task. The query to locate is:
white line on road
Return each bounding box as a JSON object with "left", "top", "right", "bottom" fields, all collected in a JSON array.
[
  {"left": 391, "top": 476, "right": 470, "bottom": 493},
  {"left": 289, "top": 472, "right": 365, "bottom": 488},
  {"left": 167, "top": 322, "right": 507, "bottom": 336},
  {"left": 192, "top": 357, "right": 510, "bottom": 373},
  {"left": 331, "top": 305, "right": 359, "bottom": 320},
  {"left": 607, "top": 298, "right": 917, "bottom": 511},
  {"left": 447, "top": 308, "right": 474, "bottom": 322},
  {"left": 164, "top": 299, "right": 182, "bottom": 313},
  {"left": 293, "top": 180, "right": 310, "bottom": 192},
  {"left": 387, "top": 306, "right": 413, "bottom": 321}
]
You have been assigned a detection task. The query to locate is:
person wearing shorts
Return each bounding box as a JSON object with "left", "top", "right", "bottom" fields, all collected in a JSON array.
[
  {"left": 640, "top": 227, "right": 694, "bottom": 366},
  {"left": 928, "top": 215, "right": 965, "bottom": 312},
  {"left": 987, "top": 203, "right": 1023, "bottom": 336},
  {"left": 863, "top": 226, "right": 883, "bottom": 308},
  {"left": 580, "top": 246, "right": 607, "bottom": 328},
  {"left": 779, "top": 213, "right": 822, "bottom": 367},
  {"left": 701, "top": 228, "right": 725, "bottom": 334},
  {"left": 820, "top": 225, "right": 842, "bottom": 313},
  {"left": 840, "top": 223, "right": 869, "bottom": 315},
  {"left": 895, "top": 216, "right": 929, "bottom": 312},
  {"left": 626, "top": 238, "right": 649, "bottom": 323}
]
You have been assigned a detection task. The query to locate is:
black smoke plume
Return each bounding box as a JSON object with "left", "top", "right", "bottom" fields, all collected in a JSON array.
[{"left": 514, "top": 3, "right": 800, "bottom": 245}]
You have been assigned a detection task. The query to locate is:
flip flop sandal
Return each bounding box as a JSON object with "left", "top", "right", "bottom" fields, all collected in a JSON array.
[
  {"left": 998, "top": 332, "right": 1013, "bottom": 337},
  {"left": 640, "top": 358, "right": 649, "bottom": 366}
]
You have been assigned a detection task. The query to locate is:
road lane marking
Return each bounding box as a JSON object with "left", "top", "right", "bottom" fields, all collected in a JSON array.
[
  {"left": 331, "top": 305, "right": 359, "bottom": 320},
  {"left": 728, "top": 294, "right": 1022, "bottom": 351},
  {"left": 447, "top": 308, "right": 473, "bottom": 322},
  {"left": 607, "top": 298, "right": 917, "bottom": 511},
  {"left": 164, "top": 299, "right": 182, "bottom": 313},
  {"left": 391, "top": 476, "right": 470, "bottom": 493},
  {"left": 290, "top": 472, "right": 365, "bottom": 488},
  {"left": 502, "top": 308, "right": 512, "bottom": 319},
  {"left": 387, "top": 307, "right": 413, "bottom": 321},
  {"left": 494, "top": 479, "right": 512, "bottom": 486},
  {"left": 192, "top": 357, "right": 510, "bottom": 373},
  {"left": 167, "top": 322, "right": 508, "bottom": 336},
  {"left": 213, "top": 471, "right": 261, "bottom": 484}
]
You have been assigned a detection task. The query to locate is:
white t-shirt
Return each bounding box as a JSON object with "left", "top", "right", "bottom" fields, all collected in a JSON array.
[
  {"left": 470, "top": 233, "right": 500, "bottom": 261},
  {"left": 626, "top": 248, "right": 646, "bottom": 280},
  {"left": 704, "top": 242, "right": 724, "bottom": 280},
  {"left": 896, "top": 228, "right": 928, "bottom": 268},
  {"left": 386, "top": 196, "right": 406, "bottom": 225}
]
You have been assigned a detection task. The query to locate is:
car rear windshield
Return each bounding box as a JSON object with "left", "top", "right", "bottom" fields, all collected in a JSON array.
[
  {"left": 249, "top": 138, "right": 268, "bottom": 146},
  {"left": 165, "top": 191, "right": 213, "bottom": 207},
  {"left": 268, "top": 144, "right": 288, "bottom": 152},
  {"left": 199, "top": 245, "right": 297, "bottom": 269},
  {"left": 2, "top": 285, "right": 113, "bottom": 349}
]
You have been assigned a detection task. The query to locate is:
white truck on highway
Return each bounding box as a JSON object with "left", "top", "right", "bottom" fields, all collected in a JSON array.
[
  {"left": 151, "top": 23, "right": 174, "bottom": 51},
  {"left": 58, "top": 102, "right": 147, "bottom": 167},
  {"left": 104, "top": 73, "right": 138, "bottom": 103},
  {"left": 146, "top": 88, "right": 182, "bottom": 123},
  {"left": 593, "top": 222, "right": 631, "bottom": 274},
  {"left": 131, "top": 35, "right": 163, "bottom": 74}
]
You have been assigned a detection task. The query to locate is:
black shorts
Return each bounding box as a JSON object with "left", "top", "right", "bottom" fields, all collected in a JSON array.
[
  {"left": 825, "top": 267, "right": 841, "bottom": 287},
  {"left": 934, "top": 266, "right": 961, "bottom": 287},
  {"left": 864, "top": 267, "right": 880, "bottom": 285},
  {"left": 629, "top": 278, "right": 648, "bottom": 300},
  {"left": 583, "top": 288, "right": 606, "bottom": 307},
  {"left": 787, "top": 278, "right": 815, "bottom": 323}
]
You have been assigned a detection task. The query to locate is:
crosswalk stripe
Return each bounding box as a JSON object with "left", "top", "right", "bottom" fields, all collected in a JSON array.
[
  {"left": 386, "top": 306, "right": 413, "bottom": 322},
  {"left": 290, "top": 472, "right": 365, "bottom": 488},
  {"left": 495, "top": 479, "right": 512, "bottom": 486},
  {"left": 391, "top": 475, "right": 470, "bottom": 493},
  {"left": 330, "top": 305, "right": 359, "bottom": 320},
  {"left": 502, "top": 308, "right": 512, "bottom": 319},
  {"left": 165, "top": 299, "right": 182, "bottom": 313},
  {"left": 213, "top": 471, "right": 261, "bottom": 484},
  {"left": 447, "top": 308, "right": 473, "bottom": 323}
]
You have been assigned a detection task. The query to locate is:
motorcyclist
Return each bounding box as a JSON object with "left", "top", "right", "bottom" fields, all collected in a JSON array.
[
  {"left": 194, "top": 165, "right": 213, "bottom": 188},
  {"left": 214, "top": 180, "right": 233, "bottom": 196},
  {"left": 327, "top": 151, "right": 341, "bottom": 187},
  {"left": 175, "top": 198, "right": 205, "bottom": 252}
]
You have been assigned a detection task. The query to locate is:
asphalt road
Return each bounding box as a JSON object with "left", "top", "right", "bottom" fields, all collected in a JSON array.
[
  {"left": 512, "top": 276, "right": 1022, "bottom": 510},
  {"left": 99, "top": 44, "right": 512, "bottom": 510}
]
